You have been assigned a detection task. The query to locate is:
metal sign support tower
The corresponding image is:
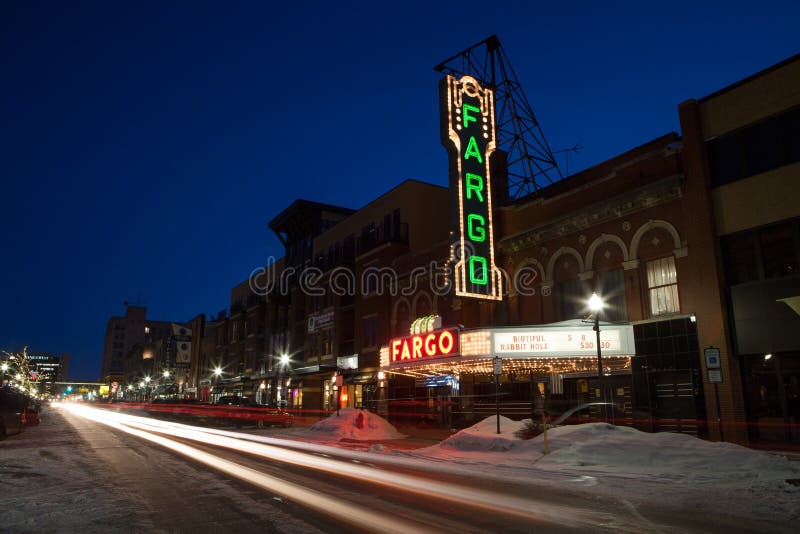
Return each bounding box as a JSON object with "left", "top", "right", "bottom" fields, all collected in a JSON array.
[{"left": 435, "top": 35, "right": 563, "bottom": 200}]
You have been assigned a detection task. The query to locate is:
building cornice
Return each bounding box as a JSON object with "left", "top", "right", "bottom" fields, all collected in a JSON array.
[{"left": 500, "top": 174, "right": 684, "bottom": 253}]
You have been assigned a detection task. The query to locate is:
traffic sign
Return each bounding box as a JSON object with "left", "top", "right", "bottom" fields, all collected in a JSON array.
[{"left": 493, "top": 357, "right": 503, "bottom": 375}]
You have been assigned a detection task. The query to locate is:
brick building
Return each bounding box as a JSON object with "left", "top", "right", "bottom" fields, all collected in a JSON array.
[
  {"left": 101, "top": 305, "right": 173, "bottom": 385},
  {"left": 379, "top": 54, "right": 798, "bottom": 446},
  {"left": 182, "top": 53, "right": 798, "bottom": 447}
]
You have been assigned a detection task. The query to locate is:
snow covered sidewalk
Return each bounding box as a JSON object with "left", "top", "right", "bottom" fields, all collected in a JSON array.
[
  {"left": 0, "top": 407, "right": 156, "bottom": 532},
  {"left": 401, "top": 415, "right": 800, "bottom": 528}
]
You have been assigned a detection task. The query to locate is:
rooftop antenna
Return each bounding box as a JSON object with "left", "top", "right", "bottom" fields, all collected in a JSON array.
[
  {"left": 435, "top": 35, "right": 563, "bottom": 200},
  {"left": 554, "top": 143, "right": 584, "bottom": 177}
]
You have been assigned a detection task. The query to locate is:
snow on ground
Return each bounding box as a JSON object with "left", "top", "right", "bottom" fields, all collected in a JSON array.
[
  {"left": 0, "top": 408, "right": 156, "bottom": 533},
  {"left": 302, "top": 407, "right": 406, "bottom": 441},
  {"left": 403, "top": 415, "right": 800, "bottom": 525},
  {"left": 434, "top": 415, "right": 526, "bottom": 452},
  {"left": 5, "top": 406, "right": 800, "bottom": 531}
]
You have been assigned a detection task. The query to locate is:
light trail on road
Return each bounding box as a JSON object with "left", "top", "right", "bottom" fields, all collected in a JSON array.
[
  {"left": 60, "top": 403, "right": 436, "bottom": 533},
  {"left": 59, "top": 404, "right": 647, "bottom": 532}
]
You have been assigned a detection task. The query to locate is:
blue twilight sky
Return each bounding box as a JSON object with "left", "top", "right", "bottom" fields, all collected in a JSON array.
[{"left": 1, "top": 1, "right": 798, "bottom": 380}]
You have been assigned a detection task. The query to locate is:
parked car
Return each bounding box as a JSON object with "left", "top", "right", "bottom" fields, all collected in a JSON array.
[
  {"left": 213, "top": 396, "right": 293, "bottom": 428},
  {"left": 144, "top": 398, "right": 211, "bottom": 422},
  {"left": 215, "top": 395, "right": 252, "bottom": 406},
  {"left": 515, "top": 402, "right": 629, "bottom": 439},
  {"left": 550, "top": 402, "right": 630, "bottom": 426},
  {"left": 0, "top": 388, "right": 28, "bottom": 439}
]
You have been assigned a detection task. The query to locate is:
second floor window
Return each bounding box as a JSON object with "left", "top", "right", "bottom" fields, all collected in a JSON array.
[
  {"left": 557, "top": 278, "right": 586, "bottom": 320},
  {"left": 598, "top": 269, "right": 628, "bottom": 322},
  {"left": 232, "top": 322, "right": 239, "bottom": 342},
  {"left": 646, "top": 256, "right": 680, "bottom": 316},
  {"left": 363, "top": 316, "right": 379, "bottom": 348}
]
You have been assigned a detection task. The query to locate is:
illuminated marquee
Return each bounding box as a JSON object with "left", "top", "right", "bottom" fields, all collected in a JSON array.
[
  {"left": 389, "top": 328, "right": 460, "bottom": 364},
  {"left": 440, "top": 74, "right": 502, "bottom": 300},
  {"left": 493, "top": 325, "right": 635, "bottom": 358}
]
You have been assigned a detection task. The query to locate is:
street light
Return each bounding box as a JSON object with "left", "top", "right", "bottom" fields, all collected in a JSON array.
[
  {"left": 588, "top": 292, "right": 607, "bottom": 421},
  {"left": 161, "top": 370, "right": 171, "bottom": 399},
  {"left": 279, "top": 354, "right": 289, "bottom": 409},
  {"left": 211, "top": 367, "right": 223, "bottom": 403}
]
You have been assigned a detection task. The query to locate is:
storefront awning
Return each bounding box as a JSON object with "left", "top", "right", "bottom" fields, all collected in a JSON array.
[
  {"left": 387, "top": 354, "right": 632, "bottom": 378},
  {"left": 293, "top": 365, "right": 336, "bottom": 375},
  {"left": 343, "top": 373, "right": 375, "bottom": 385}
]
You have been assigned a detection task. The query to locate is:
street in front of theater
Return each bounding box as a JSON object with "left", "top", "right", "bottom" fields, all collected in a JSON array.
[{"left": 2, "top": 403, "right": 798, "bottom": 533}]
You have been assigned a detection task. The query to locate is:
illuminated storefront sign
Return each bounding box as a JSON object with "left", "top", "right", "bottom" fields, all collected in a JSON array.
[
  {"left": 308, "top": 309, "right": 334, "bottom": 333},
  {"left": 493, "top": 325, "right": 635, "bottom": 357},
  {"left": 389, "top": 328, "right": 460, "bottom": 364},
  {"left": 440, "top": 74, "right": 502, "bottom": 300}
]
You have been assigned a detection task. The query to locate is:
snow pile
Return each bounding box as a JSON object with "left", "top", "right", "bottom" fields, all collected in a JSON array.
[
  {"left": 307, "top": 408, "right": 406, "bottom": 441},
  {"left": 534, "top": 423, "right": 800, "bottom": 487},
  {"left": 437, "top": 415, "right": 526, "bottom": 452},
  {"left": 414, "top": 416, "right": 800, "bottom": 492}
]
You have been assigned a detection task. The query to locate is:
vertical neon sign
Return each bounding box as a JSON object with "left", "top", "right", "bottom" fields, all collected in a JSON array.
[{"left": 440, "top": 75, "right": 502, "bottom": 300}]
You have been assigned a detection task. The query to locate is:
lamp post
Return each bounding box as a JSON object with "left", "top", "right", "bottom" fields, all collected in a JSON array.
[
  {"left": 213, "top": 367, "right": 222, "bottom": 403},
  {"left": 588, "top": 292, "right": 606, "bottom": 422},
  {"left": 279, "top": 354, "right": 289, "bottom": 409},
  {"left": 163, "top": 370, "right": 170, "bottom": 399}
]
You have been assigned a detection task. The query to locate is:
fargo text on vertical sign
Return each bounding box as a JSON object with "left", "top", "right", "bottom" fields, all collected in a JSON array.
[{"left": 440, "top": 75, "right": 503, "bottom": 300}]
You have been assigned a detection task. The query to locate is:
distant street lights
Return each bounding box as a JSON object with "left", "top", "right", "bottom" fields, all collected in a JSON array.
[{"left": 588, "top": 292, "right": 607, "bottom": 421}]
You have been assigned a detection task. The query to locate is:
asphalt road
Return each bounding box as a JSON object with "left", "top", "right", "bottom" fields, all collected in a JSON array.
[{"left": 47, "top": 405, "right": 796, "bottom": 534}]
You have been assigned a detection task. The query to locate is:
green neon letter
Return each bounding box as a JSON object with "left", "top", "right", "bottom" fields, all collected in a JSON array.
[
  {"left": 465, "top": 173, "right": 484, "bottom": 202},
  {"left": 462, "top": 104, "right": 480, "bottom": 129},
  {"left": 464, "top": 136, "right": 483, "bottom": 163},
  {"left": 467, "top": 214, "right": 486, "bottom": 242},
  {"left": 469, "top": 255, "right": 488, "bottom": 285}
]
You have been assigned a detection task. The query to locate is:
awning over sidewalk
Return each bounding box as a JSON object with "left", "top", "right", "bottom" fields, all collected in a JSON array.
[
  {"left": 342, "top": 373, "right": 375, "bottom": 385},
  {"left": 381, "top": 320, "right": 635, "bottom": 377}
]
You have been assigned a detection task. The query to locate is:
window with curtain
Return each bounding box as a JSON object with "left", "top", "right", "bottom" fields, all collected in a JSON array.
[{"left": 646, "top": 256, "right": 680, "bottom": 316}]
